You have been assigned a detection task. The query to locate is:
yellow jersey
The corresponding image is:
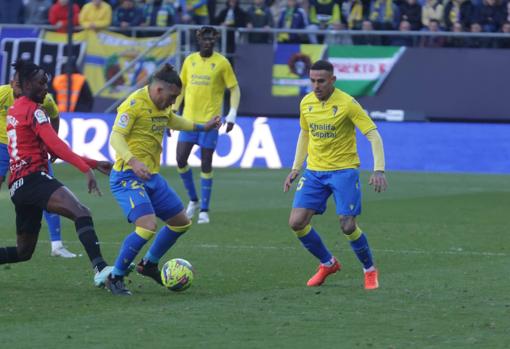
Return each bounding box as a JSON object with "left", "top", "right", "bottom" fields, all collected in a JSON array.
[
  {"left": 112, "top": 86, "right": 194, "bottom": 173},
  {"left": 300, "top": 88, "right": 376, "bottom": 171},
  {"left": 0, "top": 84, "right": 59, "bottom": 144},
  {"left": 180, "top": 52, "right": 238, "bottom": 123}
]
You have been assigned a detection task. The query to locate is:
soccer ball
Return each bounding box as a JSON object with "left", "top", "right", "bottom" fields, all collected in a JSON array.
[{"left": 160, "top": 258, "right": 194, "bottom": 292}]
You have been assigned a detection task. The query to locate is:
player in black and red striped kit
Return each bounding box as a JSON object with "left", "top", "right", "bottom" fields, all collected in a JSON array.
[{"left": 0, "top": 60, "right": 113, "bottom": 287}]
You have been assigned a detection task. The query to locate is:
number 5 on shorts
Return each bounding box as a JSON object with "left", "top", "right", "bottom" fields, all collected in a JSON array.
[{"left": 296, "top": 177, "right": 306, "bottom": 191}]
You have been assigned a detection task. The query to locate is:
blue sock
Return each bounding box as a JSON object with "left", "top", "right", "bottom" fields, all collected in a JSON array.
[
  {"left": 144, "top": 226, "right": 183, "bottom": 263},
  {"left": 113, "top": 232, "right": 148, "bottom": 277},
  {"left": 178, "top": 166, "right": 198, "bottom": 202},
  {"left": 297, "top": 226, "right": 332, "bottom": 264},
  {"left": 44, "top": 210, "right": 61, "bottom": 242},
  {"left": 200, "top": 173, "right": 213, "bottom": 211},
  {"left": 348, "top": 228, "right": 374, "bottom": 270}
]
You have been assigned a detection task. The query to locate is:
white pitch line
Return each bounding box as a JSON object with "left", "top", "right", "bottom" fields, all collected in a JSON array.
[{"left": 0, "top": 239, "right": 507, "bottom": 257}]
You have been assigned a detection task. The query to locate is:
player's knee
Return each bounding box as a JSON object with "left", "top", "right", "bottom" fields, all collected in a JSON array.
[
  {"left": 340, "top": 217, "right": 356, "bottom": 235},
  {"left": 289, "top": 217, "right": 308, "bottom": 232},
  {"left": 176, "top": 160, "right": 188, "bottom": 169},
  {"left": 17, "top": 244, "right": 36, "bottom": 262},
  {"left": 201, "top": 163, "right": 212, "bottom": 173},
  {"left": 75, "top": 204, "right": 91, "bottom": 219}
]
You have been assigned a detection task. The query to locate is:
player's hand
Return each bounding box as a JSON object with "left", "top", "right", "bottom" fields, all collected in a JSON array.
[
  {"left": 225, "top": 122, "right": 234, "bottom": 133},
  {"left": 369, "top": 171, "right": 387, "bottom": 193},
  {"left": 204, "top": 116, "right": 221, "bottom": 131},
  {"left": 128, "top": 158, "right": 151, "bottom": 180},
  {"left": 96, "top": 161, "right": 112, "bottom": 176},
  {"left": 283, "top": 169, "right": 300, "bottom": 192},
  {"left": 85, "top": 169, "right": 102, "bottom": 196}
]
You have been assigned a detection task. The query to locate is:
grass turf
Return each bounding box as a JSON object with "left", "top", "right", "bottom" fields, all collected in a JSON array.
[{"left": 0, "top": 166, "right": 509, "bottom": 348}]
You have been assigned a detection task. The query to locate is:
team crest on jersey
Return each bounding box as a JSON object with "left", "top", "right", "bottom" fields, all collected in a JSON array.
[
  {"left": 34, "top": 109, "right": 48, "bottom": 124},
  {"left": 192, "top": 61, "right": 196, "bottom": 67},
  {"left": 332, "top": 106, "right": 338, "bottom": 116},
  {"left": 308, "top": 106, "right": 313, "bottom": 112},
  {"left": 130, "top": 99, "right": 136, "bottom": 106},
  {"left": 117, "top": 113, "right": 129, "bottom": 128},
  {"left": 211, "top": 63, "right": 216, "bottom": 70},
  {"left": 6, "top": 115, "right": 18, "bottom": 127}
]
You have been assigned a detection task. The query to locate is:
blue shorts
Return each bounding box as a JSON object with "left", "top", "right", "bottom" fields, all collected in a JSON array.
[
  {"left": 110, "top": 170, "right": 184, "bottom": 223},
  {"left": 292, "top": 169, "right": 362, "bottom": 216},
  {"left": 0, "top": 143, "right": 9, "bottom": 179},
  {"left": 178, "top": 129, "right": 218, "bottom": 149}
]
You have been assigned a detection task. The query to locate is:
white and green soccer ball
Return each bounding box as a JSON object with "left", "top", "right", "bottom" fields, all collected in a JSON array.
[{"left": 160, "top": 258, "right": 194, "bottom": 292}]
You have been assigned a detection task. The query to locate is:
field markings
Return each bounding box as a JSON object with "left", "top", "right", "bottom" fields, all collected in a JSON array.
[{"left": 0, "top": 239, "right": 507, "bottom": 257}]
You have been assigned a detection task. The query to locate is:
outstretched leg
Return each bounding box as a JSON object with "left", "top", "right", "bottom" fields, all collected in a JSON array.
[
  {"left": 289, "top": 208, "right": 340, "bottom": 287},
  {"left": 46, "top": 186, "right": 107, "bottom": 273},
  {"left": 0, "top": 205, "right": 42, "bottom": 265},
  {"left": 340, "top": 216, "right": 378, "bottom": 290}
]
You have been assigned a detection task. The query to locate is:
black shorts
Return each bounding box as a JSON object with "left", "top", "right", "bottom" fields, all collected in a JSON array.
[{"left": 9, "top": 171, "right": 63, "bottom": 235}]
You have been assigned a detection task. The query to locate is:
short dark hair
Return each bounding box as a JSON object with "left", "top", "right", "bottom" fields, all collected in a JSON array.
[
  {"left": 151, "top": 63, "right": 182, "bottom": 88},
  {"left": 12, "top": 59, "right": 43, "bottom": 88},
  {"left": 310, "top": 60, "right": 334, "bottom": 73},
  {"left": 197, "top": 26, "right": 218, "bottom": 37}
]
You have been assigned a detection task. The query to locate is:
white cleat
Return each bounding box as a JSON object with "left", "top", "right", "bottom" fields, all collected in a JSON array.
[
  {"left": 186, "top": 200, "right": 200, "bottom": 219},
  {"left": 94, "top": 266, "right": 113, "bottom": 288},
  {"left": 51, "top": 246, "right": 77, "bottom": 258},
  {"left": 197, "top": 211, "right": 210, "bottom": 224}
]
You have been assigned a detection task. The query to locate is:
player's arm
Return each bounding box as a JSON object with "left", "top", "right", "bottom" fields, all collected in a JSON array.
[
  {"left": 172, "top": 86, "right": 185, "bottom": 115},
  {"left": 168, "top": 113, "right": 221, "bottom": 132},
  {"left": 224, "top": 84, "right": 240, "bottom": 133},
  {"left": 110, "top": 130, "right": 150, "bottom": 180},
  {"left": 172, "top": 60, "right": 188, "bottom": 114},
  {"left": 365, "top": 129, "right": 387, "bottom": 193},
  {"left": 33, "top": 111, "right": 90, "bottom": 173},
  {"left": 33, "top": 108, "right": 101, "bottom": 194},
  {"left": 349, "top": 98, "right": 388, "bottom": 193},
  {"left": 111, "top": 104, "right": 151, "bottom": 180},
  {"left": 284, "top": 129, "right": 308, "bottom": 192}
]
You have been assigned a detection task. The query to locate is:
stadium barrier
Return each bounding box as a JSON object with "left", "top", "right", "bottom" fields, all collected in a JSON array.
[{"left": 58, "top": 113, "right": 510, "bottom": 174}]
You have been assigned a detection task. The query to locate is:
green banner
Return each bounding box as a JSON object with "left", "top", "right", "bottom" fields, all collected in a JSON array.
[{"left": 328, "top": 45, "right": 405, "bottom": 96}]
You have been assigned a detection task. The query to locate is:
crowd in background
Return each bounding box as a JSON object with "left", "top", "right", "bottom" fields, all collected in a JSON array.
[{"left": 0, "top": 0, "right": 509, "bottom": 48}]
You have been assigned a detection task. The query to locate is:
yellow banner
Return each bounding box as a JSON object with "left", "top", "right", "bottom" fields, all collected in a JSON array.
[{"left": 44, "top": 30, "right": 177, "bottom": 99}]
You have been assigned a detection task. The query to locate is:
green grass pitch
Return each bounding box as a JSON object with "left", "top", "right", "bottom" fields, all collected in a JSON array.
[{"left": 0, "top": 165, "right": 509, "bottom": 348}]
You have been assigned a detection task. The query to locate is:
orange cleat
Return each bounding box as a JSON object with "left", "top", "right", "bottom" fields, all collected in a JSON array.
[
  {"left": 364, "top": 269, "right": 379, "bottom": 290},
  {"left": 306, "top": 259, "right": 341, "bottom": 287}
]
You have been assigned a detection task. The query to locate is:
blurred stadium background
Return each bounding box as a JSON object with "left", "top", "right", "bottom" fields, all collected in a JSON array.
[{"left": 0, "top": 1, "right": 509, "bottom": 348}]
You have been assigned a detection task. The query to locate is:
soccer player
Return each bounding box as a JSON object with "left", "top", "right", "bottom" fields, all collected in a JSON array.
[
  {"left": 0, "top": 72, "right": 76, "bottom": 258},
  {"left": 173, "top": 26, "right": 240, "bottom": 224},
  {"left": 283, "top": 60, "right": 388, "bottom": 290},
  {"left": 107, "top": 63, "right": 220, "bottom": 295},
  {"left": 0, "top": 60, "right": 113, "bottom": 285}
]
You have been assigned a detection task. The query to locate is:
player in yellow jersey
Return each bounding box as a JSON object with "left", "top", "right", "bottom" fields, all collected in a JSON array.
[
  {"left": 0, "top": 74, "right": 76, "bottom": 258},
  {"left": 173, "top": 26, "right": 241, "bottom": 224},
  {"left": 104, "top": 64, "right": 220, "bottom": 295},
  {"left": 283, "top": 60, "right": 388, "bottom": 290}
]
